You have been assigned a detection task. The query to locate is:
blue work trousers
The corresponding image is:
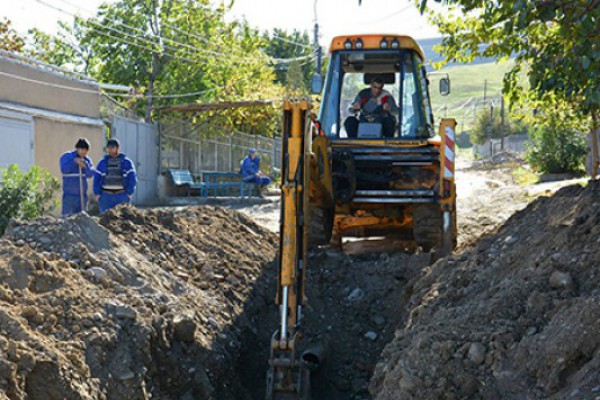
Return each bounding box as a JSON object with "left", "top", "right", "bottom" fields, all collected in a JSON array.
[
  {"left": 243, "top": 176, "right": 271, "bottom": 186},
  {"left": 99, "top": 192, "right": 130, "bottom": 212},
  {"left": 62, "top": 193, "right": 87, "bottom": 216}
]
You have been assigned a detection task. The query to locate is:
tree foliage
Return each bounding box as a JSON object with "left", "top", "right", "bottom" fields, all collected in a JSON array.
[
  {"left": 471, "top": 106, "right": 529, "bottom": 145},
  {"left": 0, "top": 18, "right": 25, "bottom": 52},
  {"left": 523, "top": 96, "right": 589, "bottom": 173},
  {"left": 423, "top": 0, "right": 599, "bottom": 127},
  {"left": 0, "top": 165, "right": 60, "bottom": 235},
  {"left": 526, "top": 123, "right": 587, "bottom": 175},
  {"left": 262, "top": 28, "right": 315, "bottom": 94},
  {"left": 28, "top": 19, "right": 93, "bottom": 74},
  {"left": 26, "top": 0, "right": 294, "bottom": 135}
]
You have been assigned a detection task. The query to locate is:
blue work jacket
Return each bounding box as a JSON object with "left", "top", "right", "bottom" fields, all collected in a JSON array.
[
  {"left": 59, "top": 150, "right": 94, "bottom": 196},
  {"left": 241, "top": 155, "right": 261, "bottom": 178}
]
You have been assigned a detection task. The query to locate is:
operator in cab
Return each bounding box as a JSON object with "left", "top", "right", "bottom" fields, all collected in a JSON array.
[{"left": 344, "top": 76, "right": 399, "bottom": 138}]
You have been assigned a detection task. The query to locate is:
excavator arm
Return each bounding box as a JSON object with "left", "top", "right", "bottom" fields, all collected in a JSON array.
[{"left": 266, "top": 99, "right": 314, "bottom": 400}]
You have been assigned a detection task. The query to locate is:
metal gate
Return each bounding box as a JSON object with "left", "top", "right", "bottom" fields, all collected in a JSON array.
[
  {"left": 0, "top": 110, "right": 34, "bottom": 170},
  {"left": 111, "top": 117, "right": 158, "bottom": 206}
]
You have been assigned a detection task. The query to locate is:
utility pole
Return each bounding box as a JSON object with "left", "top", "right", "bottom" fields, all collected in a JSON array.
[
  {"left": 313, "top": 0, "right": 322, "bottom": 74},
  {"left": 489, "top": 100, "right": 494, "bottom": 159},
  {"left": 483, "top": 79, "right": 487, "bottom": 108},
  {"left": 500, "top": 96, "right": 505, "bottom": 150}
]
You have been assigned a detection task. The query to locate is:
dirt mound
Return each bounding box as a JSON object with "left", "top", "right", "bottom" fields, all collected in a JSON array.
[
  {"left": 370, "top": 181, "right": 600, "bottom": 399},
  {"left": 0, "top": 205, "right": 277, "bottom": 400}
]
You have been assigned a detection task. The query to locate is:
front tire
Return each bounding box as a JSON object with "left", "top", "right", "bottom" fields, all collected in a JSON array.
[
  {"left": 307, "top": 206, "right": 333, "bottom": 248},
  {"left": 412, "top": 204, "right": 442, "bottom": 252}
]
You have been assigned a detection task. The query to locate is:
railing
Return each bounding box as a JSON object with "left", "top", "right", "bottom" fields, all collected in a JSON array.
[{"left": 159, "top": 120, "right": 281, "bottom": 176}]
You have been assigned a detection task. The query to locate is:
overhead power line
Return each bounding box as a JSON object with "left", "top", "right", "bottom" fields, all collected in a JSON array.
[
  {"left": 0, "top": 70, "right": 101, "bottom": 94},
  {"left": 270, "top": 33, "right": 314, "bottom": 50},
  {"left": 53, "top": 0, "right": 252, "bottom": 58},
  {"left": 354, "top": 4, "right": 414, "bottom": 27},
  {"left": 32, "top": 0, "right": 271, "bottom": 65},
  {"left": 36, "top": 0, "right": 313, "bottom": 65}
]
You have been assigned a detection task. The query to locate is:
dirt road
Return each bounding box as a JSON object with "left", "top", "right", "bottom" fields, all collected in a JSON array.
[{"left": 236, "top": 159, "right": 584, "bottom": 246}]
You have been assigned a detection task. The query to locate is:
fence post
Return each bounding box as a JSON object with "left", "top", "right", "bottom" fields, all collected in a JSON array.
[
  {"left": 229, "top": 135, "right": 234, "bottom": 172},
  {"left": 272, "top": 136, "right": 277, "bottom": 174}
]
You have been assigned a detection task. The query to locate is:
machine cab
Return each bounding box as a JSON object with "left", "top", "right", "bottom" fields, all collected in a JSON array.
[{"left": 318, "top": 35, "right": 435, "bottom": 141}]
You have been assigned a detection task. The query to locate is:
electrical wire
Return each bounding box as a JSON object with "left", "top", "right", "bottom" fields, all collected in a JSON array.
[
  {"left": 37, "top": 0, "right": 313, "bottom": 65},
  {"left": 354, "top": 4, "right": 414, "bottom": 27},
  {"left": 31, "top": 0, "right": 258, "bottom": 64},
  {"left": 270, "top": 33, "right": 314, "bottom": 50},
  {"left": 0, "top": 70, "right": 101, "bottom": 94},
  {"left": 53, "top": 0, "right": 253, "bottom": 59}
]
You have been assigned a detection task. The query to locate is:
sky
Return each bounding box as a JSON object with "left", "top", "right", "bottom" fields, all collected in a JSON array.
[{"left": 4, "top": 0, "right": 442, "bottom": 46}]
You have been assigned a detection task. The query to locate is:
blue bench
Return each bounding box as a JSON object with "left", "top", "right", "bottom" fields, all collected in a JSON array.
[
  {"left": 202, "top": 172, "right": 255, "bottom": 198},
  {"left": 166, "top": 169, "right": 207, "bottom": 196}
]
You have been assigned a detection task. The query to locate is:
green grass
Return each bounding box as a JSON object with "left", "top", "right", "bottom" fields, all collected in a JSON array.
[
  {"left": 428, "top": 60, "right": 523, "bottom": 132},
  {"left": 511, "top": 167, "right": 540, "bottom": 186},
  {"left": 456, "top": 146, "right": 475, "bottom": 161}
]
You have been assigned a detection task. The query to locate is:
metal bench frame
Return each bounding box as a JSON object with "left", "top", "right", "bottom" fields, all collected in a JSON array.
[
  {"left": 166, "top": 169, "right": 207, "bottom": 196},
  {"left": 202, "top": 172, "right": 256, "bottom": 198}
]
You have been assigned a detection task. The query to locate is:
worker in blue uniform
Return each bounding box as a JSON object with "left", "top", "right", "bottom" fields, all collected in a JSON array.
[
  {"left": 240, "top": 148, "right": 270, "bottom": 197},
  {"left": 93, "top": 138, "right": 137, "bottom": 212},
  {"left": 59, "top": 138, "right": 94, "bottom": 216}
]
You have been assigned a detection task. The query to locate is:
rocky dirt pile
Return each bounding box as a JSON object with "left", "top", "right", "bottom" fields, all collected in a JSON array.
[
  {"left": 370, "top": 181, "right": 600, "bottom": 399},
  {"left": 0, "top": 205, "right": 277, "bottom": 400}
]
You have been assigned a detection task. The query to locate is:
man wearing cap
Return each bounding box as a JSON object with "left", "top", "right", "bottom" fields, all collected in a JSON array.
[
  {"left": 93, "top": 138, "right": 137, "bottom": 212},
  {"left": 59, "top": 138, "right": 95, "bottom": 216},
  {"left": 241, "top": 148, "right": 270, "bottom": 197}
]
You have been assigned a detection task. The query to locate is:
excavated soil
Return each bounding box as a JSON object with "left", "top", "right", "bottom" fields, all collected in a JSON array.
[
  {"left": 0, "top": 206, "right": 278, "bottom": 400},
  {"left": 370, "top": 181, "right": 600, "bottom": 399},
  {"left": 2, "top": 162, "right": 598, "bottom": 400}
]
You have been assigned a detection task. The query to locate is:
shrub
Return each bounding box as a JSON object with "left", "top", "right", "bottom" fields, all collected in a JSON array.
[
  {"left": 526, "top": 124, "right": 587, "bottom": 174},
  {"left": 0, "top": 165, "right": 60, "bottom": 235},
  {"left": 471, "top": 108, "right": 531, "bottom": 145}
]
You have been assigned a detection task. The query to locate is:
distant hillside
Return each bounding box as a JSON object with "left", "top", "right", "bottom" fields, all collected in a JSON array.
[
  {"left": 415, "top": 37, "right": 519, "bottom": 131},
  {"left": 418, "top": 37, "right": 499, "bottom": 69}
]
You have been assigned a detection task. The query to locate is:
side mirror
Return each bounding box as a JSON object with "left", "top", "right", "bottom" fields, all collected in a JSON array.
[
  {"left": 311, "top": 73, "right": 323, "bottom": 94},
  {"left": 439, "top": 77, "right": 450, "bottom": 96}
]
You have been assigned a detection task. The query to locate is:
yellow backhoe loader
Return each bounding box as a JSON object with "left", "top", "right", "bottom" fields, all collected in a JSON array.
[{"left": 266, "top": 34, "right": 457, "bottom": 400}]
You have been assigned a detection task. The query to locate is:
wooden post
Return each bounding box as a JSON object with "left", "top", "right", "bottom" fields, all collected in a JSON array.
[{"left": 591, "top": 125, "right": 599, "bottom": 178}]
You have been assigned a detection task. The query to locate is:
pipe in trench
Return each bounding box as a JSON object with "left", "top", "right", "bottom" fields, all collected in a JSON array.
[{"left": 301, "top": 342, "right": 327, "bottom": 372}]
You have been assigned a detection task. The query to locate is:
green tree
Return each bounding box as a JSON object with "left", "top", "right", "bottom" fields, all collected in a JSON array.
[
  {"left": 0, "top": 165, "right": 60, "bottom": 235},
  {"left": 28, "top": 19, "right": 93, "bottom": 74},
  {"left": 421, "top": 0, "right": 599, "bottom": 168},
  {"left": 285, "top": 60, "right": 306, "bottom": 96},
  {"left": 526, "top": 124, "right": 587, "bottom": 174},
  {"left": 26, "top": 0, "right": 285, "bottom": 134},
  {"left": 0, "top": 18, "right": 25, "bottom": 52},
  {"left": 262, "top": 28, "right": 315, "bottom": 92},
  {"left": 471, "top": 107, "right": 530, "bottom": 145},
  {"left": 523, "top": 96, "right": 589, "bottom": 173}
]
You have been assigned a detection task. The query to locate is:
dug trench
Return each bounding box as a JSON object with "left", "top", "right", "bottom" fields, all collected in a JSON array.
[
  {"left": 0, "top": 201, "right": 430, "bottom": 400},
  {"left": 0, "top": 206, "right": 281, "bottom": 400},
  {"left": 2, "top": 163, "right": 598, "bottom": 399}
]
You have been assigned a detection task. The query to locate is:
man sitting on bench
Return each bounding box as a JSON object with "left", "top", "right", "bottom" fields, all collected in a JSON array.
[
  {"left": 344, "top": 76, "right": 398, "bottom": 138},
  {"left": 241, "top": 148, "right": 270, "bottom": 197}
]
